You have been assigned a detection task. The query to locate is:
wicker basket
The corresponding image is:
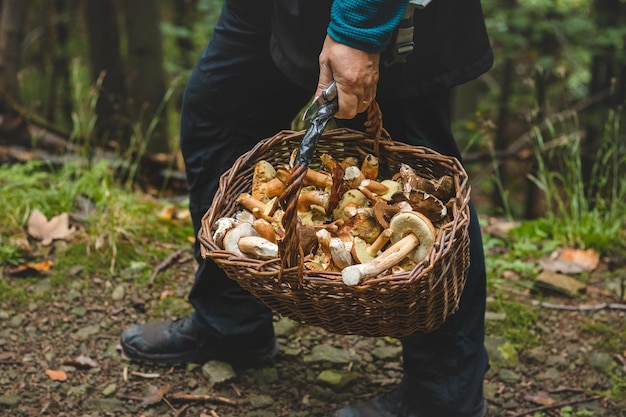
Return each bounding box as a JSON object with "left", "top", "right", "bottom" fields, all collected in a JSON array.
[{"left": 199, "top": 110, "right": 471, "bottom": 338}]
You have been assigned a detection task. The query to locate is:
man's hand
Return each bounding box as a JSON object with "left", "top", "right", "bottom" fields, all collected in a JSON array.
[{"left": 317, "top": 35, "right": 380, "bottom": 119}]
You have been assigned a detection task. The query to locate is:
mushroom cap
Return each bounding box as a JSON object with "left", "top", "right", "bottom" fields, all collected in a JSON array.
[
  {"left": 406, "top": 190, "right": 447, "bottom": 223},
  {"left": 222, "top": 222, "right": 259, "bottom": 257},
  {"left": 351, "top": 236, "right": 376, "bottom": 263},
  {"left": 212, "top": 217, "right": 240, "bottom": 249},
  {"left": 388, "top": 211, "right": 437, "bottom": 262}
]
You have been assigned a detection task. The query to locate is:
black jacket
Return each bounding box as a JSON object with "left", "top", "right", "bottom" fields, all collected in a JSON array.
[{"left": 270, "top": 0, "right": 493, "bottom": 99}]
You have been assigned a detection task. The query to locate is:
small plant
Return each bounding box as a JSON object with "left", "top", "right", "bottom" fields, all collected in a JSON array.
[{"left": 526, "top": 108, "right": 626, "bottom": 255}]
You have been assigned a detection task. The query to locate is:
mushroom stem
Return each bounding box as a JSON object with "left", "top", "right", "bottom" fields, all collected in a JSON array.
[
  {"left": 342, "top": 233, "right": 419, "bottom": 285},
  {"left": 305, "top": 168, "right": 332, "bottom": 188},
  {"left": 366, "top": 228, "right": 393, "bottom": 257},
  {"left": 360, "top": 154, "right": 379, "bottom": 180},
  {"left": 360, "top": 179, "right": 389, "bottom": 195},
  {"left": 344, "top": 166, "right": 365, "bottom": 189},
  {"left": 329, "top": 237, "right": 353, "bottom": 269},
  {"left": 297, "top": 190, "right": 330, "bottom": 212},
  {"left": 238, "top": 236, "right": 279, "bottom": 259}
]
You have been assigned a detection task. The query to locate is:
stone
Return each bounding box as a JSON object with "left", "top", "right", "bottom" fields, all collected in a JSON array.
[
  {"left": 274, "top": 317, "right": 300, "bottom": 337},
  {"left": 201, "top": 361, "right": 236, "bottom": 385},
  {"left": 111, "top": 285, "right": 125, "bottom": 301},
  {"left": 485, "top": 336, "right": 518, "bottom": 369},
  {"left": 303, "top": 344, "right": 356, "bottom": 365},
  {"left": 371, "top": 345, "right": 401, "bottom": 361},
  {"left": 102, "top": 383, "right": 117, "bottom": 397},
  {"left": 0, "top": 393, "right": 20, "bottom": 406},
  {"left": 248, "top": 393, "right": 274, "bottom": 408},
  {"left": 498, "top": 369, "right": 521, "bottom": 383},
  {"left": 534, "top": 270, "right": 586, "bottom": 296},
  {"left": 316, "top": 369, "right": 344, "bottom": 386},
  {"left": 82, "top": 398, "right": 125, "bottom": 412},
  {"left": 588, "top": 352, "right": 615, "bottom": 374}
]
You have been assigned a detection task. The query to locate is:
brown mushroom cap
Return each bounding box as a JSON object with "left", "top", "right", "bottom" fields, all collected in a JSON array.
[
  {"left": 406, "top": 190, "right": 447, "bottom": 223},
  {"left": 388, "top": 211, "right": 437, "bottom": 262}
]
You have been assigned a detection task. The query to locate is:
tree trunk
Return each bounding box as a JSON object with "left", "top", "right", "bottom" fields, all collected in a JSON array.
[
  {"left": 0, "top": 0, "right": 29, "bottom": 142},
  {"left": 45, "top": 0, "right": 73, "bottom": 127},
  {"left": 85, "top": 0, "right": 128, "bottom": 149},
  {"left": 582, "top": 0, "right": 626, "bottom": 199},
  {"left": 123, "top": 0, "right": 169, "bottom": 154}
]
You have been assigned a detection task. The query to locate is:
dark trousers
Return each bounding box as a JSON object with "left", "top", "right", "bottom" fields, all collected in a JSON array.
[{"left": 180, "top": 1, "right": 488, "bottom": 415}]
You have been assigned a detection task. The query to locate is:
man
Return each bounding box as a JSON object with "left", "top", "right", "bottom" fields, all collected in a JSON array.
[{"left": 121, "top": 0, "right": 493, "bottom": 416}]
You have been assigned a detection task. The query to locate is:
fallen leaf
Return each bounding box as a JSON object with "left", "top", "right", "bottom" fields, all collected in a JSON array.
[
  {"left": 6, "top": 260, "right": 53, "bottom": 277},
  {"left": 27, "top": 209, "right": 75, "bottom": 246},
  {"left": 559, "top": 248, "right": 599, "bottom": 271},
  {"left": 523, "top": 391, "right": 556, "bottom": 406},
  {"left": 45, "top": 369, "right": 67, "bottom": 382},
  {"left": 62, "top": 355, "right": 98, "bottom": 369},
  {"left": 140, "top": 384, "right": 170, "bottom": 407}
]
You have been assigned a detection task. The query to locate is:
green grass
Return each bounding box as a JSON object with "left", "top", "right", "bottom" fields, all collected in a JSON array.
[
  {"left": 0, "top": 159, "right": 193, "bottom": 306},
  {"left": 486, "top": 299, "right": 540, "bottom": 349}
]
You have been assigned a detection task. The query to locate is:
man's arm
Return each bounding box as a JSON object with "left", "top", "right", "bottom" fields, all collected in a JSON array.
[{"left": 317, "top": 0, "right": 408, "bottom": 119}]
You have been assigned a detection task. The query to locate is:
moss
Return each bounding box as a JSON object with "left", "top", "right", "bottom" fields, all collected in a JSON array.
[
  {"left": 485, "top": 300, "right": 539, "bottom": 349},
  {"left": 581, "top": 321, "right": 626, "bottom": 353}
]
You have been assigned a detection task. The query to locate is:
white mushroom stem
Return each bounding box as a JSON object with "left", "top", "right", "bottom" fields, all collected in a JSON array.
[
  {"left": 329, "top": 237, "right": 353, "bottom": 269},
  {"left": 315, "top": 229, "right": 333, "bottom": 268},
  {"left": 237, "top": 236, "right": 279, "bottom": 259},
  {"left": 366, "top": 228, "right": 393, "bottom": 257},
  {"left": 342, "top": 233, "right": 419, "bottom": 286}
]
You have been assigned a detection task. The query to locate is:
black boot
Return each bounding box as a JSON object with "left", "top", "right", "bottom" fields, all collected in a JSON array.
[
  {"left": 333, "top": 386, "right": 487, "bottom": 417},
  {"left": 120, "top": 314, "right": 278, "bottom": 367}
]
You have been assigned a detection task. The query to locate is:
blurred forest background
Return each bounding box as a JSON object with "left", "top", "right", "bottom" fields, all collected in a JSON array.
[{"left": 0, "top": 0, "right": 625, "bottom": 223}]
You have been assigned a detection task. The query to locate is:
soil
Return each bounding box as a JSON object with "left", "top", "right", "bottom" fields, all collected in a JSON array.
[{"left": 1, "top": 242, "right": 626, "bottom": 417}]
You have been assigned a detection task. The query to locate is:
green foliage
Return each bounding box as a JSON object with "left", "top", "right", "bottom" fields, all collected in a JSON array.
[
  {"left": 526, "top": 109, "right": 626, "bottom": 255},
  {"left": 0, "top": 159, "right": 192, "bottom": 273}
]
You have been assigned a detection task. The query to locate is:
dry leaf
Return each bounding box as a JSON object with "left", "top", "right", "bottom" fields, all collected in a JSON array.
[
  {"left": 62, "top": 355, "right": 98, "bottom": 369},
  {"left": 559, "top": 248, "right": 599, "bottom": 271},
  {"left": 140, "top": 384, "right": 170, "bottom": 407},
  {"left": 6, "top": 260, "right": 53, "bottom": 277},
  {"left": 523, "top": 391, "right": 556, "bottom": 406},
  {"left": 45, "top": 369, "right": 67, "bottom": 381},
  {"left": 27, "top": 209, "right": 75, "bottom": 245}
]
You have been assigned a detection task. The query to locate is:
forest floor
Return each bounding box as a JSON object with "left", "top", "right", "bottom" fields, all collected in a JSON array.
[{"left": 1, "top": 221, "right": 626, "bottom": 417}]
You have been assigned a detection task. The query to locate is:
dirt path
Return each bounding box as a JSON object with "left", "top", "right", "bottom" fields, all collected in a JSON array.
[{"left": 1, "top": 251, "right": 625, "bottom": 417}]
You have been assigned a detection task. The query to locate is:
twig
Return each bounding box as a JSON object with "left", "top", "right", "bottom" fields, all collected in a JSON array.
[
  {"left": 166, "top": 393, "right": 239, "bottom": 406},
  {"left": 149, "top": 248, "right": 188, "bottom": 284},
  {"left": 510, "top": 395, "right": 602, "bottom": 417},
  {"left": 537, "top": 301, "right": 626, "bottom": 311},
  {"left": 174, "top": 404, "right": 190, "bottom": 417}
]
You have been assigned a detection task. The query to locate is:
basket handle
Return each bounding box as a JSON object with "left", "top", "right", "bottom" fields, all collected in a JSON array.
[{"left": 278, "top": 101, "right": 386, "bottom": 281}]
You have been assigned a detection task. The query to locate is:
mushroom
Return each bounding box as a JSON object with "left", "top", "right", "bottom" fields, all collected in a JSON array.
[
  {"left": 341, "top": 211, "right": 436, "bottom": 285},
  {"left": 236, "top": 193, "right": 278, "bottom": 220},
  {"left": 360, "top": 154, "right": 379, "bottom": 180},
  {"left": 329, "top": 237, "right": 353, "bottom": 270},
  {"left": 379, "top": 180, "right": 403, "bottom": 201},
  {"left": 297, "top": 189, "right": 330, "bottom": 212},
  {"left": 332, "top": 189, "right": 369, "bottom": 220},
  {"left": 372, "top": 200, "right": 411, "bottom": 229},
  {"left": 393, "top": 163, "right": 420, "bottom": 194},
  {"left": 315, "top": 229, "right": 333, "bottom": 270},
  {"left": 405, "top": 189, "right": 447, "bottom": 223},
  {"left": 237, "top": 236, "right": 279, "bottom": 259},
  {"left": 340, "top": 156, "right": 359, "bottom": 170},
  {"left": 351, "top": 229, "right": 393, "bottom": 264},
  {"left": 304, "top": 168, "right": 333, "bottom": 189},
  {"left": 212, "top": 217, "right": 240, "bottom": 248},
  {"left": 251, "top": 160, "right": 277, "bottom": 202},
  {"left": 252, "top": 218, "right": 277, "bottom": 243},
  {"left": 343, "top": 165, "right": 365, "bottom": 189},
  {"left": 222, "top": 222, "right": 260, "bottom": 257}
]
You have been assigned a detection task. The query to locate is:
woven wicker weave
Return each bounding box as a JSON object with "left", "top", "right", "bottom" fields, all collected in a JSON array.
[{"left": 199, "top": 108, "right": 471, "bottom": 338}]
